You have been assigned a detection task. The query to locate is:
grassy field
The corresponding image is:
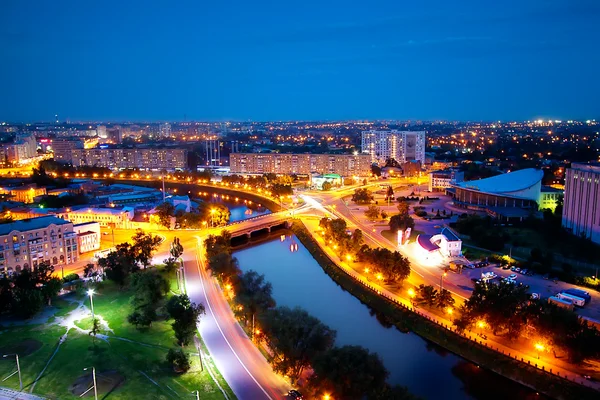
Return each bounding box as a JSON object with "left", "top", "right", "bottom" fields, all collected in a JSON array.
[{"left": 0, "top": 272, "right": 233, "bottom": 400}]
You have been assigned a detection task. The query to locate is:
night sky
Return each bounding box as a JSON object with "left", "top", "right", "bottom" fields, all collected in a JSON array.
[{"left": 1, "top": 0, "right": 599, "bottom": 122}]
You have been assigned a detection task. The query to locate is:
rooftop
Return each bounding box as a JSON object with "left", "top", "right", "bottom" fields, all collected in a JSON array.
[
  {"left": 0, "top": 216, "right": 70, "bottom": 235},
  {"left": 441, "top": 227, "right": 460, "bottom": 242},
  {"left": 453, "top": 168, "right": 543, "bottom": 194},
  {"left": 417, "top": 234, "right": 440, "bottom": 252}
]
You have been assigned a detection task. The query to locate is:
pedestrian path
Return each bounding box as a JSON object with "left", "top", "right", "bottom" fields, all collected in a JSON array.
[{"left": 0, "top": 388, "right": 44, "bottom": 400}]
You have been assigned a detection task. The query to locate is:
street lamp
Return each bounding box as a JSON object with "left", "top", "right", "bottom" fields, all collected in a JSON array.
[
  {"left": 2, "top": 354, "right": 22, "bottom": 391},
  {"left": 440, "top": 271, "right": 447, "bottom": 291},
  {"left": 446, "top": 307, "right": 454, "bottom": 316},
  {"left": 87, "top": 289, "right": 95, "bottom": 321},
  {"left": 83, "top": 367, "right": 98, "bottom": 400}
]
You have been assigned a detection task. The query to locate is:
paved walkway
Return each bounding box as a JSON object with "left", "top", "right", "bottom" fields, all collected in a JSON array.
[{"left": 0, "top": 388, "right": 44, "bottom": 400}]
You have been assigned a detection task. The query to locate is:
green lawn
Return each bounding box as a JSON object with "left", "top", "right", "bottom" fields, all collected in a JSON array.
[{"left": 0, "top": 273, "right": 234, "bottom": 400}]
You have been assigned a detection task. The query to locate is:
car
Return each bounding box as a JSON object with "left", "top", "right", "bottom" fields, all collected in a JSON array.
[
  {"left": 288, "top": 390, "right": 303, "bottom": 399},
  {"left": 520, "top": 269, "right": 528, "bottom": 275},
  {"left": 508, "top": 273, "right": 517, "bottom": 280},
  {"left": 510, "top": 266, "right": 516, "bottom": 271},
  {"left": 502, "top": 265, "right": 510, "bottom": 270},
  {"left": 514, "top": 268, "right": 521, "bottom": 273},
  {"left": 531, "top": 293, "right": 540, "bottom": 300},
  {"left": 434, "top": 225, "right": 441, "bottom": 229}
]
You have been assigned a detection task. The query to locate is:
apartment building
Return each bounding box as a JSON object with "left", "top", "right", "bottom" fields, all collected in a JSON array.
[
  {"left": 361, "top": 130, "right": 426, "bottom": 165},
  {"left": 562, "top": 162, "right": 600, "bottom": 244},
  {"left": 0, "top": 216, "right": 80, "bottom": 273},
  {"left": 71, "top": 148, "right": 187, "bottom": 171},
  {"left": 429, "top": 169, "right": 465, "bottom": 192},
  {"left": 229, "top": 153, "right": 372, "bottom": 176}
]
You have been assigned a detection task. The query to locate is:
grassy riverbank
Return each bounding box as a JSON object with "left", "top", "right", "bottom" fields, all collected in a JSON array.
[{"left": 291, "top": 221, "right": 599, "bottom": 400}]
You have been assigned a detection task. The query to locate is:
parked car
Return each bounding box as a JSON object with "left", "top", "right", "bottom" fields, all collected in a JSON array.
[
  {"left": 502, "top": 265, "right": 511, "bottom": 270},
  {"left": 508, "top": 273, "right": 517, "bottom": 280},
  {"left": 288, "top": 390, "right": 304, "bottom": 399},
  {"left": 520, "top": 269, "right": 528, "bottom": 275},
  {"left": 514, "top": 268, "right": 521, "bottom": 273},
  {"left": 531, "top": 293, "right": 540, "bottom": 300},
  {"left": 510, "top": 266, "right": 517, "bottom": 271}
]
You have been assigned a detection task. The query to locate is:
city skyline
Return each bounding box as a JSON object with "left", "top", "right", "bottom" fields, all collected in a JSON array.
[{"left": 1, "top": 0, "right": 600, "bottom": 122}]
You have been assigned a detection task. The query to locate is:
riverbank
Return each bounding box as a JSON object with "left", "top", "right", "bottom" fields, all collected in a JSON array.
[{"left": 290, "top": 221, "right": 599, "bottom": 400}]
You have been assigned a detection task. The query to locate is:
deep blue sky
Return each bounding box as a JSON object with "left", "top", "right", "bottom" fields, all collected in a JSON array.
[{"left": 1, "top": 0, "right": 599, "bottom": 122}]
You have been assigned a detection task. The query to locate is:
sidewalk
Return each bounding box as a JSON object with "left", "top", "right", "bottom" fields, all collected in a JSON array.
[{"left": 0, "top": 388, "right": 44, "bottom": 400}]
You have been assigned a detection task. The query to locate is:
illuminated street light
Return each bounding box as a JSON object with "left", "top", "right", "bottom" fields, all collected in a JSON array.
[
  {"left": 345, "top": 254, "right": 352, "bottom": 261},
  {"left": 408, "top": 288, "right": 416, "bottom": 298},
  {"left": 446, "top": 307, "right": 453, "bottom": 315},
  {"left": 323, "top": 395, "right": 331, "bottom": 400},
  {"left": 86, "top": 289, "right": 96, "bottom": 321},
  {"left": 534, "top": 342, "right": 545, "bottom": 359},
  {"left": 376, "top": 273, "right": 383, "bottom": 281},
  {"left": 83, "top": 366, "right": 98, "bottom": 400}
]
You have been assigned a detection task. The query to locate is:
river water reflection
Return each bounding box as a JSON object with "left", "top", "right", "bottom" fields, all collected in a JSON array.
[{"left": 234, "top": 235, "right": 548, "bottom": 400}]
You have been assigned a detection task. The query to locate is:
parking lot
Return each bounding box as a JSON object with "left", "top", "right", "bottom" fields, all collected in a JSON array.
[{"left": 461, "top": 264, "right": 600, "bottom": 321}]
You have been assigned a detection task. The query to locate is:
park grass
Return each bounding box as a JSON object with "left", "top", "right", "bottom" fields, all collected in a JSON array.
[{"left": 0, "top": 275, "right": 234, "bottom": 400}]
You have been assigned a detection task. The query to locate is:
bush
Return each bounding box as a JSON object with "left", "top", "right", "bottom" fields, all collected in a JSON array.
[
  {"left": 166, "top": 348, "right": 191, "bottom": 373},
  {"left": 63, "top": 273, "right": 80, "bottom": 283}
]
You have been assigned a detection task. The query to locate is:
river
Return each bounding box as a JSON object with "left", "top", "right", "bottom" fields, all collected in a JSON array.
[{"left": 233, "top": 234, "right": 547, "bottom": 400}]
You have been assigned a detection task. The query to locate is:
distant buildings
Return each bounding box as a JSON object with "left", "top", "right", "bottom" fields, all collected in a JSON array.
[
  {"left": 1, "top": 134, "right": 37, "bottom": 165},
  {"left": 0, "top": 184, "right": 47, "bottom": 204},
  {"left": 229, "top": 153, "right": 371, "bottom": 177},
  {"left": 429, "top": 169, "right": 465, "bottom": 192},
  {"left": 159, "top": 122, "right": 171, "bottom": 138},
  {"left": 97, "top": 125, "right": 107, "bottom": 139},
  {"left": 60, "top": 207, "right": 135, "bottom": 229},
  {"left": 562, "top": 162, "right": 600, "bottom": 244},
  {"left": 0, "top": 216, "right": 87, "bottom": 273},
  {"left": 361, "top": 130, "right": 426, "bottom": 165},
  {"left": 52, "top": 138, "right": 84, "bottom": 163},
  {"left": 70, "top": 148, "right": 188, "bottom": 171}
]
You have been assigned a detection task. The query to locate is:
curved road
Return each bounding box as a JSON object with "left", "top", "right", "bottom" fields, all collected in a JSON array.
[{"left": 181, "top": 234, "right": 289, "bottom": 400}]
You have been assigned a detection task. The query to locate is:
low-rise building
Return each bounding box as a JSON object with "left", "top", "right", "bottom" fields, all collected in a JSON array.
[
  {"left": 73, "top": 222, "right": 101, "bottom": 253},
  {"left": 429, "top": 169, "right": 465, "bottom": 192},
  {"left": 0, "top": 216, "right": 80, "bottom": 273},
  {"left": 0, "top": 184, "right": 47, "bottom": 204},
  {"left": 59, "top": 207, "right": 134, "bottom": 229}
]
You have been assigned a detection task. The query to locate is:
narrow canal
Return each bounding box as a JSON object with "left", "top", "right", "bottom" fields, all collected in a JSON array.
[{"left": 234, "top": 234, "right": 546, "bottom": 400}]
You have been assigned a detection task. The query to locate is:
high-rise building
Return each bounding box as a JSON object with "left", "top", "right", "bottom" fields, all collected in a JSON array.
[
  {"left": 229, "top": 153, "right": 371, "bottom": 176},
  {"left": 97, "top": 125, "right": 107, "bottom": 139},
  {"left": 361, "top": 130, "right": 426, "bottom": 165},
  {"left": 562, "top": 162, "right": 600, "bottom": 244},
  {"left": 51, "top": 138, "right": 84, "bottom": 163},
  {"left": 159, "top": 123, "right": 171, "bottom": 138}
]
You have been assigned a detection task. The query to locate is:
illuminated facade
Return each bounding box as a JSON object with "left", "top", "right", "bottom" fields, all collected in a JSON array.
[
  {"left": 71, "top": 148, "right": 187, "bottom": 171},
  {"left": 562, "top": 163, "right": 600, "bottom": 244},
  {"left": 0, "top": 184, "right": 47, "bottom": 204},
  {"left": 0, "top": 216, "right": 80, "bottom": 273},
  {"left": 361, "top": 130, "right": 426, "bottom": 165},
  {"left": 229, "top": 153, "right": 371, "bottom": 176}
]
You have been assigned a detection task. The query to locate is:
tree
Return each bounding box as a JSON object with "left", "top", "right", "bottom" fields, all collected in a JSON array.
[
  {"left": 235, "top": 270, "right": 276, "bottom": 335},
  {"left": 99, "top": 244, "right": 137, "bottom": 286},
  {"left": 359, "top": 247, "right": 411, "bottom": 284},
  {"left": 163, "top": 257, "right": 179, "bottom": 274},
  {"left": 166, "top": 348, "right": 191, "bottom": 373},
  {"left": 416, "top": 284, "right": 438, "bottom": 307},
  {"left": 321, "top": 181, "right": 332, "bottom": 191},
  {"left": 389, "top": 201, "right": 415, "bottom": 233},
  {"left": 131, "top": 230, "right": 162, "bottom": 268},
  {"left": 208, "top": 252, "right": 241, "bottom": 282},
  {"left": 130, "top": 269, "right": 169, "bottom": 310},
  {"left": 155, "top": 202, "right": 175, "bottom": 228},
  {"left": 41, "top": 277, "right": 63, "bottom": 306},
  {"left": 308, "top": 345, "right": 389, "bottom": 399},
  {"left": 260, "top": 306, "right": 336, "bottom": 383},
  {"left": 170, "top": 237, "right": 184, "bottom": 259},
  {"left": 89, "top": 318, "right": 100, "bottom": 344},
  {"left": 385, "top": 186, "right": 394, "bottom": 202},
  {"left": 454, "top": 281, "right": 531, "bottom": 337},
  {"left": 372, "top": 384, "right": 421, "bottom": 400},
  {"left": 167, "top": 294, "right": 206, "bottom": 346},
  {"left": 352, "top": 188, "right": 374, "bottom": 204},
  {"left": 436, "top": 289, "right": 455, "bottom": 310},
  {"left": 198, "top": 202, "right": 230, "bottom": 227},
  {"left": 364, "top": 205, "right": 381, "bottom": 220}
]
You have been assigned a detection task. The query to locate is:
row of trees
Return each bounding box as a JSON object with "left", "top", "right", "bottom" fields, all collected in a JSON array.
[
  {"left": 364, "top": 205, "right": 389, "bottom": 221},
  {"left": 318, "top": 217, "right": 363, "bottom": 258},
  {"left": 154, "top": 201, "right": 232, "bottom": 229},
  {"left": 359, "top": 246, "right": 411, "bottom": 284},
  {"left": 414, "top": 284, "right": 455, "bottom": 310},
  {"left": 203, "top": 231, "right": 417, "bottom": 398},
  {"left": 352, "top": 188, "right": 374, "bottom": 204},
  {"left": 454, "top": 282, "right": 600, "bottom": 363}
]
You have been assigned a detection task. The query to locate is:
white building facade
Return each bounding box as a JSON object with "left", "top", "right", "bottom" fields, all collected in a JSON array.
[
  {"left": 562, "top": 163, "right": 600, "bottom": 244},
  {"left": 361, "top": 130, "right": 426, "bottom": 165}
]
